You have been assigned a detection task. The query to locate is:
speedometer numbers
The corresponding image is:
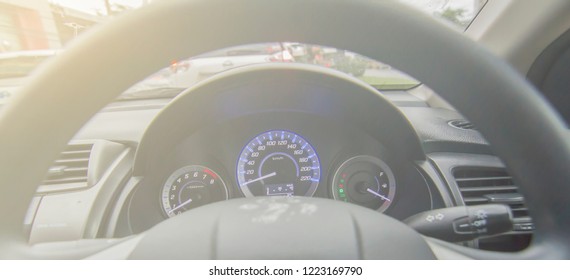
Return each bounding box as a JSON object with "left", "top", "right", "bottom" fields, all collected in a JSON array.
[
  {"left": 332, "top": 155, "right": 396, "bottom": 212},
  {"left": 237, "top": 130, "right": 321, "bottom": 197},
  {"left": 161, "top": 165, "right": 228, "bottom": 218}
]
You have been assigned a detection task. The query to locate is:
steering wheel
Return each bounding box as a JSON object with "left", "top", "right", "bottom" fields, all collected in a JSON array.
[{"left": 1, "top": 0, "right": 569, "bottom": 259}]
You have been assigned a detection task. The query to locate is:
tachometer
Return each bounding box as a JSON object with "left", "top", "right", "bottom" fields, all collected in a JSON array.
[
  {"left": 161, "top": 165, "right": 228, "bottom": 218},
  {"left": 237, "top": 130, "right": 320, "bottom": 197}
]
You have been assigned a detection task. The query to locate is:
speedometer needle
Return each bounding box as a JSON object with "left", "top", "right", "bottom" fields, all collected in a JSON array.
[
  {"left": 241, "top": 172, "right": 277, "bottom": 186},
  {"left": 168, "top": 198, "right": 192, "bottom": 214},
  {"left": 366, "top": 188, "right": 391, "bottom": 202}
]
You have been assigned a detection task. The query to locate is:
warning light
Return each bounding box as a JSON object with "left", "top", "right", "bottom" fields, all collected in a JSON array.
[
  {"left": 342, "top": 173, "right": 347, "bottom": 178},
  {"left": 339, "top": 184, "right": 344, "bottom": 188}
]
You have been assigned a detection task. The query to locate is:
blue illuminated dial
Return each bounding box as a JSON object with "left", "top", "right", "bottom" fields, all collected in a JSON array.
[{"left": 237, "top": 130, "right": 321, "bottom": 197}]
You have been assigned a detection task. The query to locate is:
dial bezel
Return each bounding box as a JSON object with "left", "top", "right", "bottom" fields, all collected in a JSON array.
[
  {"left": 236, "top": 130, "right": 321, "bottom": 197},
  {"left": 331, "top": 155, "right": 396, "bottom": 212},
  {"left": 161, "top": 165, "right": 228, "bottom": 218}
]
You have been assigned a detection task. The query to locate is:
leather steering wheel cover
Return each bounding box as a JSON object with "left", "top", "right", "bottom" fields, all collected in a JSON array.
[{"left": 0, "top": 0, "right": 568, "bottom": 258}]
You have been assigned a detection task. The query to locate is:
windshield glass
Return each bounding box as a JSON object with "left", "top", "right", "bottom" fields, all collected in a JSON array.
[
  {"left": 0, "top": 0, "right": 486, "bottom": 105},
  {"left": 400, "top": 0, "right": 487, "bottom": 30},
  {"left": 123, "top": 43, "right": 421, "bottom": 99},
  {"left": 0, "top": 53, "right": 51, "bottom": 79}
]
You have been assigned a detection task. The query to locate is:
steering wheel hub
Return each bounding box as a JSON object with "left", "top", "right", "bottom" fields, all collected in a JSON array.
[{"left": 129, "top": 197, "right": 435, "bottom": 259}]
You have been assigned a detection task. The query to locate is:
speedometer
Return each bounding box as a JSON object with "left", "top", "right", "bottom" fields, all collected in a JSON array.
[{"left": 237, "top": 130, "right": 320, "bottom": 197}]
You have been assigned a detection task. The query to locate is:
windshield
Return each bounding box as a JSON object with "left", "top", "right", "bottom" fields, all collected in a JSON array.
[
  {"left": 123, "top": 43, "right": 421, "bottom": 99},
  {"left": 0, "top": 53, "right": 51, "bottom": 79},
  {"left": 400, "top": 0, "right": 487, "bottom": 30},
  {"left": 0, "top": 0, "right": 486, "bottom": 104}
]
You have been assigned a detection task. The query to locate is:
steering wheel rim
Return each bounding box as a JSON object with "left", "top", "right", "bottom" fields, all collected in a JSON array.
[{"left": 0, "top": 0, "right": 568, "bottom": 259}]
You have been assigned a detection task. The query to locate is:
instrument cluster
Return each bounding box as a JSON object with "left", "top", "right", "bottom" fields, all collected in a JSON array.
[
  {"left": 157, "top": 123, "right": 410, "bottom": 219},
  {"left": 160, "top": 129, "right": 401, "bottom": 218},
  {"left": 121, "top": 66, "right": 441, "bottom": 234}
]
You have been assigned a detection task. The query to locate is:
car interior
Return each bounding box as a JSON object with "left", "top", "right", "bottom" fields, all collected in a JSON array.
[{"left": 0, "top": 0, "right": 569, "bottom": 259}]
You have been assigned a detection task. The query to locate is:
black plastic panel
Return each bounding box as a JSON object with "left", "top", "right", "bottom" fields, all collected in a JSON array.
[{"left": 400, "top": 107, "right": 491, "bottom": 154}]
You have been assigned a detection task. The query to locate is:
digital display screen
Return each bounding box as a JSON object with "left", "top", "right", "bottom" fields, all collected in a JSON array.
[{"left": 265, "top": 184, "right": 294, "bottom": 196}]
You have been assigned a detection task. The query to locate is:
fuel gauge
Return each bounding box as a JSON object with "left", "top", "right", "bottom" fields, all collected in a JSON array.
[{"left": 332, "top": 155, "right": 396, "bottom": 212}]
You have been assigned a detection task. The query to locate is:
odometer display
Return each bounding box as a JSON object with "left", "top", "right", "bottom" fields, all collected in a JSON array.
[{"left": 237, "top": 130, "right": 320, "bottom": 197}]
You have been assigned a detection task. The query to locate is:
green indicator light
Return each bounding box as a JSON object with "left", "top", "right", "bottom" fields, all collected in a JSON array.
[
  {"left": 340, "top": 179, "right": 345, "bottom": 183},
  {"left": 339, "top": 189, "right": 344, "bottom": 193}
]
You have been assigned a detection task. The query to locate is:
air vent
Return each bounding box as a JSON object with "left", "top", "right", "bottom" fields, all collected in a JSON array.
[
  {"left": 448, "top": 119, "right": 476, "bottom": 130},
  {"left": 453, "top": 168, "right": 533, "bottom": 232},
  {"left": 37, "top": 143, "right": 93, "bottom": 193}
]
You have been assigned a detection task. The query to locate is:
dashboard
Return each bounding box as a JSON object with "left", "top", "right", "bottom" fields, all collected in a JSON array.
[
  {"left": 26, "top": 64, "right": 532, "bottom": 253},
  {"left": 126, "top": 112, "right": 436, "bottom": 233},
  {"left": 121, "top": 65, "right": 437, "bottom": 233}
]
